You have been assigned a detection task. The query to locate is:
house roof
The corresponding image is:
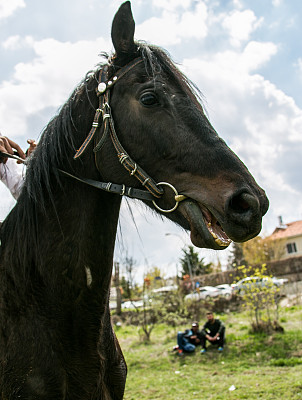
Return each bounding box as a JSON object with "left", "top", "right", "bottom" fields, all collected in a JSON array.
[{"left": 268, "top": 220, "right": 302, "bottom": 240}]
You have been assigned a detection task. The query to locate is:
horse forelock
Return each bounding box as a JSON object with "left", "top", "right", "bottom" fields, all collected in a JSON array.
[{"left": 138, "top": 42, "right": 203, "bottom": 107}]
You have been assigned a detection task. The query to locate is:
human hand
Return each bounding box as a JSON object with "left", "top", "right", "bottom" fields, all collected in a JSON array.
[
  {"left": 26, "top": 139, "right": 37, "bottom": 157},
  {"left": 15, "top": 139, "right": 37, "bottom": 164},
  {"left": 0, "top": 135, "right": 26, "bottom": 164}
]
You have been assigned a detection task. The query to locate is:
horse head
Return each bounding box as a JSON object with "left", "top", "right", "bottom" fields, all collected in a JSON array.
[{"left": 88, "top": 1, "right": 269, "bottom": 250}]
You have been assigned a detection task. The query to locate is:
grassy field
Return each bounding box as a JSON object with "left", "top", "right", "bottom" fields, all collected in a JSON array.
[{"left": 115, "top": 305, "right": 302, "bottom": 399}]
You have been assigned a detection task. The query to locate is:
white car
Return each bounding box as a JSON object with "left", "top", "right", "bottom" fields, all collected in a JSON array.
[
  {"left": 121, "top": 300, "right": 144, "bottom": 309},
  {"left": 271, "top": 277, "right": 288, "bottom": 286},
  {"left": 234, "top": 275, "right": 288, "bottom": 294},
  {"left": 121, "top": 301, "right": 134, "bottom": 309},
  {"left": 216, "top": 284, "right": 232, "bottom": 299},
  {"left": 185, "top": 286, "right": 220, "bottom": 301}
]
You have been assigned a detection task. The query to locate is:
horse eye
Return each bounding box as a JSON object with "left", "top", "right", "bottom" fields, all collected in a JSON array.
[{"left": 140, "top": 92, "right": 159, "bottom": 107}]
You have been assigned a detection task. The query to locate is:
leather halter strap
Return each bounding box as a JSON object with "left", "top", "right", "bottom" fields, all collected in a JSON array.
[
  {"left": 95, "top": 92, "right": 164, "bottom": 198},
  {"left": 73, "top": 57, "right": 163, "bottom": 199},
  {"left": 60, "top": 57, "right": 187, "bottom": 212},
  {"left": 74, "top": 58, "right": 143, "bottom": 159},
  {"left": 59, "top": 169, "right": 155, "bottom": 201}
]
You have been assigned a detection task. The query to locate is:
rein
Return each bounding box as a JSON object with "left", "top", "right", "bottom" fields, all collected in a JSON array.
[
  {"left": 0, "top": 151, "right": 26, "bottom": 164},
  {"left": 60, "top": 57, "right": 186, "bottom": 213}
]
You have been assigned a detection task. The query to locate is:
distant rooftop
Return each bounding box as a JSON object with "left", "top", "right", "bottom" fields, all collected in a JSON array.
[{"left": 269, "top": 220, "right": 302, "bottom": 240}]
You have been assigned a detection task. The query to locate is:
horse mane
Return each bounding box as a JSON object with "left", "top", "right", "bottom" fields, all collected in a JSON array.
[
  {"left": 0, "top": 70, "right": 100, "bottom": 283},
  {"left": 0, "top": 43, "right": 201, "bottom": 285}
]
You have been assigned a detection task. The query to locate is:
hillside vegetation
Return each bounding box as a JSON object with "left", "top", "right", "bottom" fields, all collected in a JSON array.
[{"left": 115, "top": 305, "right": 302, "bottom": 400}]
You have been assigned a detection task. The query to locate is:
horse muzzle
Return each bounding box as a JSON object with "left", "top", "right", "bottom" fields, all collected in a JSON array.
[{"left": 177, "top": 188, "right": 269, "bottom": 250}]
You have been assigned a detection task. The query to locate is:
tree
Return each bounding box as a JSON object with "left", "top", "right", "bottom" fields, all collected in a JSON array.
[
  {"left": 179, "top": 246, "right": 212, "bottom": 277},
  {"left": 139, "top": 273, "right": 185, "bottom": 342},
  {"left": 121, "top": 256, "right": 140, "bottom": 300},
  {"left": 120, "top": 276, "right": 131, "bottom": 300},
  {"left": 241, "top": 236, "right": 277, "bottom": 266},
  {"left": 228, "top": 236, "right": 284, "bottom": 271},
  {"left": 113, "top": 262, "right": 122, "bottom": 315},
  {"left": 144, "top": 266, "right": 164, "bottom": 289},
  {"left": 212, "top": 254, "right": 223, "bottom": 274}
]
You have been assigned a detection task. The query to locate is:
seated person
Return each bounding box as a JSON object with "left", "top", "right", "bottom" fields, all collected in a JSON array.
[
  {"left": 200, "top": 311, "right": 225, "bottom": 353},
  {"left": 0, "top": 135, "right": 36, "bottom": 199},
  {"left": 175, "top": 321, "right": 202, "bottom": 355}
]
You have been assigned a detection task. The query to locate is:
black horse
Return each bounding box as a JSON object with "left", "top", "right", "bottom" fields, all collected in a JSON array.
[{"left": 0, "top": 2, "right": 268, "bottom": 399}]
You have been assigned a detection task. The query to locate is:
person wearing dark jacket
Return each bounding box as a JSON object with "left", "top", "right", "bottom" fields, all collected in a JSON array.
[
  {"left": 175, "top": 321, "right": 202, "bottom": 355},
  {"left": 200, "top": 311, "right": 225, "bottom": 353}
]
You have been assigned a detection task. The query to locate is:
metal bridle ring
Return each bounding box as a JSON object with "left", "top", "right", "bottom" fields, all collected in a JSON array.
[{"left": 152, "top": 182, "right": 185, "bottom": 213}]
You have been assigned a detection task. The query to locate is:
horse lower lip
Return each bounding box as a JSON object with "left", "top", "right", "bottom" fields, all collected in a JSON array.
[{"left": 180, "top": 199, "right": 231, "bottom": 249}]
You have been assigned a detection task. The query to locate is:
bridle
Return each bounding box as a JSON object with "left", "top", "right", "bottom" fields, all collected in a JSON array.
[
  {"left": 0, "top": 151, "right": 26, "bottom": 164},
  {"left": 61, "top": 57, "right": 187, "bottom": 213}
]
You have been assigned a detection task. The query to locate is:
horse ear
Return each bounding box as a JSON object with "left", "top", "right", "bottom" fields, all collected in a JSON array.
[{"left": 111, "top": 1, "right": 136, "bottom": 60}]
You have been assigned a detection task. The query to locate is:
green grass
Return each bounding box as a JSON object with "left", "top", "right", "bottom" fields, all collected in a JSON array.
[{"left": 115, "top": 305, "right": 302, "bottom": 399}]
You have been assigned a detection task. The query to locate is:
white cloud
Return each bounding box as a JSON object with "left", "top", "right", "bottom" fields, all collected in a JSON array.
[
  {"left": 242, "top": 41, "right": 277, "bottom": 71},
  {"left": 136, "top": 2, "right": 208, "bottom": 46},
  {"left": 272, "top": 0, "right": 283, "bottom": 6},
  {"left": 183, "top": 41, "right": 277, "bottom": 92},
  {"left": 2, "top": 35, "right": 21, "bottom": 49},
  {"left": 232, "top": 0, "right": 244, "bottom": 9},
  {"left": 222, "top": 9, "right": 263, "bottom": 47},
  {"left": 296, "top": 58, "right": 302, "bottom": 81},
  {"left": 0, "top": 0, "right": 25, "bottom": 20},
  {"left": 182, "top": 38, "right": 302, "bottom": 232},
  {"left": 152, "top": 0, "right": 192, "bottom": 12},
  {"left": 2, "top": 35, "right": 34, "bottom": 50},
  {"left": 0, "top": 36, "right": 111, "bottom": 136}
]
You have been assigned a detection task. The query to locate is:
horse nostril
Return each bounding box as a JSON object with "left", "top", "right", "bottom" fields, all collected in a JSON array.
[{"left": 228, "top": 192, "right": 260, "bottom": 216}]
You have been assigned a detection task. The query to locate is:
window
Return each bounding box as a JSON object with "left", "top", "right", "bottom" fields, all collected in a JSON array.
[{"left": 286, "top": 242, "right": 297, "bottom": 254}]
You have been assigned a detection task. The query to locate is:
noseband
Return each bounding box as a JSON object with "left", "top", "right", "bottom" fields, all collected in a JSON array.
[{"left": 60, "top": 57, "right": 186, "bottom": 213}]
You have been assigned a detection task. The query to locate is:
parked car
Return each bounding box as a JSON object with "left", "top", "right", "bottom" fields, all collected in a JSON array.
[
  {"left": 121, "top": 301, "right": 134, "bottom": 309},
  {"left": 271, "top": 276, "right": 289, "bottom": 286},
  {"left": 233, "top": 276, "right": 288, "bottom": 294},
  {"left": 185, "top": 286, "right": 220, "bottom": 301},
  {"left": 121, "top": 300, "right": 144, "bottom": 309},
  {"left": 215, "top": 284, "right": 232, "bottom": 299}
]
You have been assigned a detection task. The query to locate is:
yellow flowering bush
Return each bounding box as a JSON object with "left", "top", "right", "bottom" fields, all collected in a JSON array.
[{"left": 233, "top": 264, "right": 281, "bottom": 333}]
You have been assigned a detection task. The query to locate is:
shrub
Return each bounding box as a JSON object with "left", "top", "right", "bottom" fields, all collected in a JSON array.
[{"left": 234, "top": 264, "right": 282, "bottom": 333}]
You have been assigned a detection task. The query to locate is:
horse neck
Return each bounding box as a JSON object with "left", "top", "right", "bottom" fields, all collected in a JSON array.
[
  {"left": 42, "top": 184, "right": 122, "bottom": 290},
  {"left": 4, "top": 181, "right": 122, "bottom": 296}
]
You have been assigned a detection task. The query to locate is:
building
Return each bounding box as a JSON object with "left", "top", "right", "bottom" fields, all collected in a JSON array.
[{"left": 267, "top": 217, "right": 302, "bottom": 260}]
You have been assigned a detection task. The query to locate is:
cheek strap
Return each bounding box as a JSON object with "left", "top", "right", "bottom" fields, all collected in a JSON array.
[{"left": 64, "top": 57, "right": 188, "bottom": 212}]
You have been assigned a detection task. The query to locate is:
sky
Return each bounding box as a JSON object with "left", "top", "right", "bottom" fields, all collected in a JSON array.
[{"left": 1, "top": 0, "right": 302, "bottom": 282}]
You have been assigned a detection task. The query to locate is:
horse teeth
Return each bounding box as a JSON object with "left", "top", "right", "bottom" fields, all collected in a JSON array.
[
  {"left": 210, "top": 230, "right": 218, "bottom": 239},
  {"left": 215, "top": 238, "right": 231, "bottom": 247}
]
